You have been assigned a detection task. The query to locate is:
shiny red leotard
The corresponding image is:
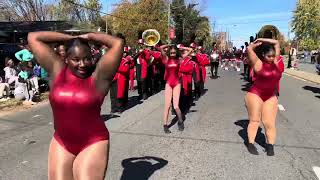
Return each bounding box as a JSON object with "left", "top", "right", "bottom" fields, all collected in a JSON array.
[
  {"left": 49, "top": 67, "right": 109, "bottom": 155},
  {"left": 248, "top": 62, "right": 282, "bottom": 102},
  {"left": 164, "top": 58, "right": 180, "bottom": 88}
]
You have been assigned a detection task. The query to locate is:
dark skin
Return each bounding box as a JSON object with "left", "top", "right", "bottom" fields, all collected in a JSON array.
[
  {"left": 28, "top": 32, "right": 124, "bottom": 95},
  {"left": 247, "top": 38, "right": 280, "bottom": 73}
]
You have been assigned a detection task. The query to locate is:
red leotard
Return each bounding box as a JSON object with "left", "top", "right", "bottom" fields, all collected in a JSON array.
[
  {"left": 248, "top": 62, "right": 282, "bottom": 101},
  {"left": 49, "top": 67, "right": 109, "bottom": 155},
  {"left": 164, "top": 58, "right": 180, "bottom": 88}
]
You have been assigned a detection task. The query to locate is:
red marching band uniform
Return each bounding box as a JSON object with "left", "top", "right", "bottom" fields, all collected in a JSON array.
[
  {"left": 180, "top": 56, "right": 194, "bottom": 96},
  {"left": 196, "top": 52, "right": 210, "bottom": 83},
  {"left": 114, "top": 56, "right": 130, "bottom": 99}
]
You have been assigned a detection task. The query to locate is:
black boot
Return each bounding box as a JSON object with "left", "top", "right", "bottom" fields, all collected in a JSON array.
[
  {"left": 178, "top": 121, "right": 184, "bottom": 131},
  {"left": 163, "top": 125, "right": 171, "bottom": 134},
  {"left": 266, "top": 144, "right": 275, "bottom": 156},
  {"left": 247, "top": 143, "right": 259, "bottom": 155}
]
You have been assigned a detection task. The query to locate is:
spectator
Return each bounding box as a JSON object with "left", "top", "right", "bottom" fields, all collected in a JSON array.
[
  {"left": 3, "top": 57, "right": 18, "bottom": 85},
  {"left": 26, "top": 61, "right": 40, "bottom": 94},
  {"left": 55, "top": 44, "right": 66, "bottom": 61},
  {"left": 15, "top": 45, "right": 34, "bottom": 62},
  {"left": 0, "top": 77, "right": 10, "bottom": 101},
  {"left": 311, "top": 50, "right": 317, "bottom": 64},
  {"left": 14, "top": 62, "right": 36, "bottom": 105},
  {"left": 316, "top": 49, "right": 320, "bottom": 74},
  {"left": 290, "top": 47, "right": 298, "bottom": 69}
]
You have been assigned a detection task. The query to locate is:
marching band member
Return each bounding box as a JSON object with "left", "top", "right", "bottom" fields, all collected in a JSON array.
[
  {"left": 135, "top": 39, "right": 151, "bottom": 100},
  {"left": 110, "top": 47, "right": 131, "bottom": 114},
  {"left": 178, "top": 44, "right": 194, "bottom": 113},
  {"left": 196, "top": 46, "right": 210, "bottom": 95},
  {"left": 210, "top": 47, "right": 221, "bottom": 78}
]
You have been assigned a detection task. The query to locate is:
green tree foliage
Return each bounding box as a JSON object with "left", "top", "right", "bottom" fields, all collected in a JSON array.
[
  {"left": 107, "top": 0, "right": 169, "bottom": 46},
  {"left": 171, "top": 0, "right": 213, "bottom": 49},
  {"left": 292, "top": 0, "right": 320, "bottom": 50}
]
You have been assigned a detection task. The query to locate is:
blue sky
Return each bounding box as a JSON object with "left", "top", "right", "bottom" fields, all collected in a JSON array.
[{"left": 103, "top": 0, "right": 297, "bottom": 48}]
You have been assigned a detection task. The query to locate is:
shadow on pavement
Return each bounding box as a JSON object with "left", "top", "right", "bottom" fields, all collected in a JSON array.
[
  {"left": 235, "top": 119, "right": 267, "bottom": 148},
  {"left": 120, "top": 156, "right": 168, "bottom": 180},
  {"left": 303, "top": 86, "right": 320, "bottom": 99},
  {"left": 101, "top": 114, "right": 120, "bottom": 121},
  {"left": 124, "top": 95, "right": 143, "bottom": 111},
  {"left": 241, "top": 82, "right": 252, "bottom": 91}
]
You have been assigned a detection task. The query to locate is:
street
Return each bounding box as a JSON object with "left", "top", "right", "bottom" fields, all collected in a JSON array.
[{"left": 0, "top": 68, "right": 320, "bottom": 180}]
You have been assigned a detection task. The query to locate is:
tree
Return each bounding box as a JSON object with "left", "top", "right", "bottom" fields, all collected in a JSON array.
[
  {"left": 0, "top": 0, "right": 56, "bottom": 21},
  {"left": 171, "top": 0, "right": 213, "bottom": 49},
  {"left": 84, "top": 0, "right": 102, "bottom": 26},
  {"left": 107, "top": 0, "right": 169, "bottom": 46},
  {"left": 292, "top": 0, "right": 320, "bottom": 50}
]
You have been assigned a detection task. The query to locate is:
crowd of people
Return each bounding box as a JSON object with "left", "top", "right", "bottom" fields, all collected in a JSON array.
[{"left": 0, "top": 45, "right": 49, "bottom": 104}]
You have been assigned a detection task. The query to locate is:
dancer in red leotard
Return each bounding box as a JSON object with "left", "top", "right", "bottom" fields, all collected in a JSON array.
[
  {"left": 245, "top": 38, "right": 282, "bottom": 156},
  {"left": 158, "top": 45, "right": 190, "bottom": 133},
  {"left": 28, "top": 31, "right": 123, "bottom": 179}
]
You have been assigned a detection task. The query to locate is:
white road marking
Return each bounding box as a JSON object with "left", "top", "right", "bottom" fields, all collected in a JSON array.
[
  {"left": 21, "top": 161, "right": 28, "bottom": 164},
  {"left": 278, "top": 104, "right": 286, "bottom": 111},
  {"left": 312, "top": 166, "right": 320, "bottom": 180},
  {"left": 32, "top": 115, "right": 41, "bottom": 118}
]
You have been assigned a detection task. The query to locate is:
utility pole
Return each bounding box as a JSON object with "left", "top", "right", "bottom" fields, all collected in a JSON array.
[
  {"left": 168, "top": 1, "right": 171, "bottom": 43},
  {"left": 106, "top": 3, "right": 108, "bottom": 33}
]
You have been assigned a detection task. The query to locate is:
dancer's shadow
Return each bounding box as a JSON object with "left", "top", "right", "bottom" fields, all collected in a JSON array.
[
  {"left": 120, "top": 156, "right": 168, "bottom": 180},
  {"left": 241, "top": 82, "right": 252, "bottom": 91},
  {"left": 234, "top": 119, "right": 267, "bottom": 148},
  {"left": 303, "top": 86, "right": 320, "bottom": 99},
  {"left": 124, "top": 95, "right": 143, "bottom": 111},
  {"left": 101, "top": 114, "right": 120, "bottom": 122}
]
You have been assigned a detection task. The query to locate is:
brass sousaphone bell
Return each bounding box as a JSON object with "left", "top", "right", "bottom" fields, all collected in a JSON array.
[{"left": 142, "top": 29, "right": 160, "bottom": 46}]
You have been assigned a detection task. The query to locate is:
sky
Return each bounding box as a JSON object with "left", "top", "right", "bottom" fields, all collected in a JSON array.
[{"left": 102, "top": 0, "right": 297, "bottom": 48}]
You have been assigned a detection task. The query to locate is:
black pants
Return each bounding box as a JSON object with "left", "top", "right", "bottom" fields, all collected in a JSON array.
[
  {"left": 180, "top": 87, "right": 192, "bottom": 114},
  {"left": 199, "top": 68, "right": 204, "bottom": 95},
  {"left": 110, "top": 81, "right": 118, "bottom": 112},
  {"left": 137, "top": 79, "right": 148, "bottom": 99},
  {"left": 152, "top": 73, "right": 161, "bottom": 93},
  {"left": 244, "top": 64, "right": 250, "bottom": 80},
  {"left": 210, "top": 62, "right": 219, "bottom": 77}
]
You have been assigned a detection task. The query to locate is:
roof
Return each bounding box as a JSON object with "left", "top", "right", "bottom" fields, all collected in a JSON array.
[{"left": 0, "top": 21, "right": 74, "bottom": 32}]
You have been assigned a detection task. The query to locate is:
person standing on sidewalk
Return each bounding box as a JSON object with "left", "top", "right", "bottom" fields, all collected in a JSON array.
[
  {"left": 245, "top": 38, "right": 283, "bottom": 156},
  {"left": 290, "top": 46, "right": 297, "bottom": 69}
]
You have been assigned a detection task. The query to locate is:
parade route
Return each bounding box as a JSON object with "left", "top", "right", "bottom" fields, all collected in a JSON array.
[{"left": 0, "top": 69, "right": 320, "bottom": 180}]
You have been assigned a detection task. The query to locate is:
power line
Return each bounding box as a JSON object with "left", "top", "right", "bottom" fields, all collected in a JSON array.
[
  {"left": 63, "top": 0, "right": 168, "bottom": 24},
  {"left": 215, "top": 19, "right": 291, "bottom": 26}
]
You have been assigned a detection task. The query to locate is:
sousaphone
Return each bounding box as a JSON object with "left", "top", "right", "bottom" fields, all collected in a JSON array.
[{"left": 142, "top": 29, "right": 160, "bottom": 46}]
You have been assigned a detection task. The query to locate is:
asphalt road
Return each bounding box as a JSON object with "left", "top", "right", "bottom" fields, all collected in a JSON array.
[{"left": 0, "top": 67, "right": 320, "bottom": 180}]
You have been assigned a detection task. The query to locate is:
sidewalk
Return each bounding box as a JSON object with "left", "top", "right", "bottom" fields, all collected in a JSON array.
[
  {"left": 283, "top": 56, "right": 320, "bottom": 84},
  {"left": 284, "top": 68, "right": 320, "bottom": 84}
]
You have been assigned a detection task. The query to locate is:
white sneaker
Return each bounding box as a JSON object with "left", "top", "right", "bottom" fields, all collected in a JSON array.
[{"left": 0, "top": 98, "right": 8, "bottom": 102}]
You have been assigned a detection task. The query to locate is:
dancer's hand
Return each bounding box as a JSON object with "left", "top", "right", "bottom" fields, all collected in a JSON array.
[
  {"left": 248, "top": 41, "right": 262, "bottom": 49},
  {"left": 78, "top": 33, "right": 93, "bottom": 40}
]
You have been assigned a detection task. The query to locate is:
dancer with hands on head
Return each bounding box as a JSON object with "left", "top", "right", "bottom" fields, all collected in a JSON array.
[
  {"left": 28, "top": 31, "right": 123, "bottom": 179},
  {"left": 158, "top": 44, "right": 191, "bottom": 133},
  {"left": 245, "top": 38, "right": 283, "bottom": 156}
]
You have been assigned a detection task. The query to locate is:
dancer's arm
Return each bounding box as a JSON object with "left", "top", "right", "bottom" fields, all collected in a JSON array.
[
  {"left": 180, "top": 47, "right": 193, "bottom": 58},
  {"left": 247, "top": 41, "right": 263, "bottom": 72},
  {"left": 255, "top": 38, "right": 280, "bottom": 57},
  {"left": 28, "top": 32, "right": 74, "bottom": 77},
  {"left": 158, "top": 45, "right": 169, "bottom": 64},
  {"left": 80, "top": 33, "right": 123, "bottom": 93}
]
